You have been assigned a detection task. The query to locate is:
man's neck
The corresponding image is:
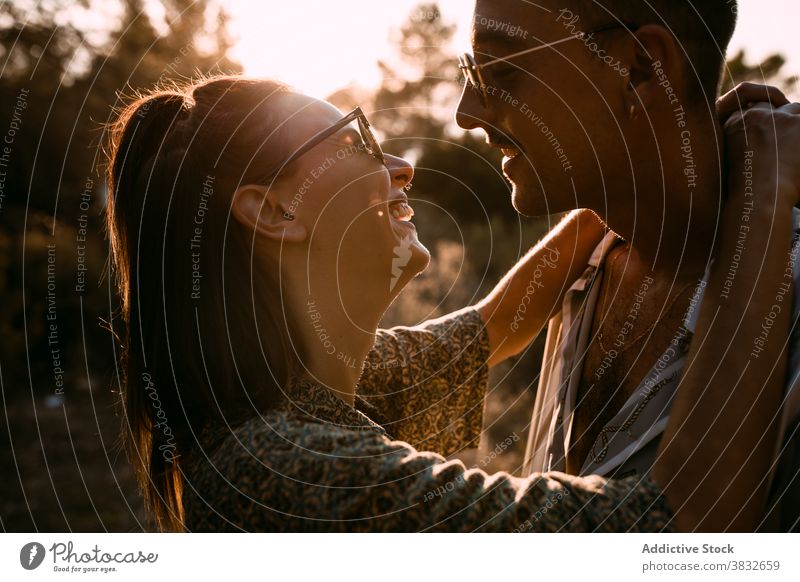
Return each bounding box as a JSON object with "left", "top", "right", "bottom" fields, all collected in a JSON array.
[
  {"left": 614, "top": 205, "right": 717, "bottom": 285},
  {"left": 602, "top": 118, "right": 724, "bottom": 284}
]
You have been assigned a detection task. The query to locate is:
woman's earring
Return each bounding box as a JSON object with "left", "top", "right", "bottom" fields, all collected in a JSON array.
[
  {"left": 283, "top": 211, "right": 295, "bottom": 221},
  {"left": 629, "top": 104, "right": 638, "bottom": 121}
]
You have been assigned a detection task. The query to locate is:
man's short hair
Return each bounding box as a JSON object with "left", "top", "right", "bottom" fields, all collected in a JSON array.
[{"left": 563, "top": 0, "right": 738, "bottom": 103}]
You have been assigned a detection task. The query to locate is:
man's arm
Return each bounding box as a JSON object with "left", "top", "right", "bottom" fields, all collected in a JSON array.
[
  {"left": 477, "top": 209, "right": 607, "bottom": 367},
  {"left": 654, "top": 98, "right": 800, "bottom": 532}
]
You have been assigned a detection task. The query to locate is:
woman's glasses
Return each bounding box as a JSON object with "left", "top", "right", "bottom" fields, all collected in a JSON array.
[
  {"left": 259, "top": 106, "right": 385, "bottom": 183},
  {"left": 458, "top": 22, "right": 638, "bottom": 108}
]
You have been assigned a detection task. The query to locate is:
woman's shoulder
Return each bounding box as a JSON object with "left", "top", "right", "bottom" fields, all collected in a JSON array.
[
  {"left": 181, "top": 405, "right": 413, "bottom": 530},
  {"left": 182, "top": 409, "right": 291, "bottom": 477},
  {"left": 184, "top": 402, "right": 395, "bottom": 484}
]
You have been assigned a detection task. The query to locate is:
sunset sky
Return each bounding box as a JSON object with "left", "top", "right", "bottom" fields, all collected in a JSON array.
[{"left": 223, "top": 0, "right": 799, "bottom": 99}]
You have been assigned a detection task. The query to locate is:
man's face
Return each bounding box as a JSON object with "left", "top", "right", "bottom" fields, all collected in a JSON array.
[{"left": 457, "top": 0, "right": 630, "bottom": 217}]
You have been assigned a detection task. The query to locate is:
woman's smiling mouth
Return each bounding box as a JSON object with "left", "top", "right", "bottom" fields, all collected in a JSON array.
[{"left": 388, "top": 199, "right": 414, "bottom": 222}]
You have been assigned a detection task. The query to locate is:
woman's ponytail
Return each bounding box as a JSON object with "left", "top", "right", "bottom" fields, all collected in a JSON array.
[
  {"left": 105, "top": 76, "right": 298, "bottom": 532},
  {"left": 106, "top": 92, "right": 189, "bottom": 312}
]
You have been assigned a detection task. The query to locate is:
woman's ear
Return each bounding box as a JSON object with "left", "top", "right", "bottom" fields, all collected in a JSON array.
[
  {"left": 624, "top": 24, "right": 685, "bottom": 111},
  {"left": 230, "top": 184, "right": 307, "bottom": 243}
]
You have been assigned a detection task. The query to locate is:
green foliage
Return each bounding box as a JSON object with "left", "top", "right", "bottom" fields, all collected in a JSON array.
[
  {"left": 0, "top": 0, "right": 241, "bottom": 222},
  {"left": 0, "top": 0, "right": 241, "bottom": 391},
  {"left": 372, "top": 2, "right": 458, "bottom": 140},
  {"left": 367, "top": 3, "right": 538, "bottom": 230}
]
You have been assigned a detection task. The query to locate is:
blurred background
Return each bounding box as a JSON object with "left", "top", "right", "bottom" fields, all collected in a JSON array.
[{"left": 1, "top": 0, "right": 797, "bottom": 531}]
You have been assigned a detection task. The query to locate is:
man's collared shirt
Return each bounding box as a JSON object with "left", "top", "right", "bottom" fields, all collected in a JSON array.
[{"left": 524, "top": 210, "right": 800, "bottom": 530}]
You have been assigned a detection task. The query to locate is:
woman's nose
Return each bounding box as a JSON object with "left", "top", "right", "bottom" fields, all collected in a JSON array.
[{"left": 384, "top": 154, "right": 414, "bottom": 189}]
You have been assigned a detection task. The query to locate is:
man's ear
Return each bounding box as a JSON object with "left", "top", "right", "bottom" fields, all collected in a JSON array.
[
  {"left": 624, "top": 24, "right": 685, "bottom": 111},
  {"left": 230, "top": 184, "right": 307, "bottom": 243}
]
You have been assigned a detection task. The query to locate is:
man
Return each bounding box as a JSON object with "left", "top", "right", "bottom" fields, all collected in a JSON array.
[{"left": 456, "top": 0, "right": 800, "bottom": 530}]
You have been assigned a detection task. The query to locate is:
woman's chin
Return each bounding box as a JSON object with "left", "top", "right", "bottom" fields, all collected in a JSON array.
[
  {"left": 410, "top": 241, "right": 431, "bottom": 274},
  {"left": 386, "top": 235, "right": 430, "bottom": 296}
]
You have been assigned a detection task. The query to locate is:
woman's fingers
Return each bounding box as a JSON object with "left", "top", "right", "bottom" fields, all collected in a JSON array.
[{"left": 717, "top": 82, "right": 790, "bottom": 124}]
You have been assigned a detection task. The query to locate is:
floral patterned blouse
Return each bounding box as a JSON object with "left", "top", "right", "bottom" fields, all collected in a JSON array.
[{"left": 182, "top": 309, "right": 673, "bottom": 532}]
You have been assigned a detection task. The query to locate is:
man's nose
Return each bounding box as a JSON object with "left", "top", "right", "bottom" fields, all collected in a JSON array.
[
  {"left": 384, "top": 154, "right": 414, "bottom": 189},
  {"left": 456, "top": 83, "right": 493, "bottom": 131}
]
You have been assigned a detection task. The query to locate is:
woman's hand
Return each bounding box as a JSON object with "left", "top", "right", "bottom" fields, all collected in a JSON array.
[
  {"left": 477, "top": 209, "right": 607, "bottom": 367},
  {"left": 717, "top": 82, "right": 790, "bottom": 125},
  {"left": 718, "top": 81, "right": 799, "bottom": 204}
]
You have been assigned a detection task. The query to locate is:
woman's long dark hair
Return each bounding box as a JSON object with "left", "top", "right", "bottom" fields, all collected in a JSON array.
[{"left": 105, "top": 76, "right": 306, "bottom": 531}]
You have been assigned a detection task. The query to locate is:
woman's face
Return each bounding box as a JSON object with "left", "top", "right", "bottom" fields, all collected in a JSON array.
[{"left": 260, "top": 93, "right": 430, "bottom": 308}]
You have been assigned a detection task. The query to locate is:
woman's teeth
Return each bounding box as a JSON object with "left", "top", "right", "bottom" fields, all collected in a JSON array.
[
  {"left": 389, "top": 201, "right": 414, "bottom": 222},
  {"left": 501, "top": 147, "right": 519, "bottom": 158}
]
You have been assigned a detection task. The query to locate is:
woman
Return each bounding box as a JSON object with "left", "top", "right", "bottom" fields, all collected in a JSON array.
[{"left": 105, "top": 76, "right": 792, "bottom": 532}]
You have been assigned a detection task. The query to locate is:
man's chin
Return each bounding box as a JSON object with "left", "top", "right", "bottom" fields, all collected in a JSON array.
[
  {"left": 511, "top": 183, "right": 549, "bottom": 217},
  {"left": 511, "top": 179, "right": 577, "bottom": 217}
]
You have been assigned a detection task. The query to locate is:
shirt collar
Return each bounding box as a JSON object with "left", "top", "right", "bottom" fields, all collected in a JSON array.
[
  {"left": 582, "top": 230, "right": 712, "bottom": 335},
  {"left": 590, "top": 231, "right": 625, "bottom": 269},
  {"left": 683, "top": 261, "right": 713, "bottom": 334},
  {"left": 566, "top": 230, "right": 624, "bottom": 294}
]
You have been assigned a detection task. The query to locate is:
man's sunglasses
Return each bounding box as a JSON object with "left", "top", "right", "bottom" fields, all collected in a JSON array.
[
  {"left": 459, "top": 22, "right": 639, "bottom": 108},
  {"left": 257, "top": 106, "right": 385, "bottom": 183}
]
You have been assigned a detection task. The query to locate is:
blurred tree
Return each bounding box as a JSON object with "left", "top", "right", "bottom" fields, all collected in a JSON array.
[
  {"left": 0, "top": 0, "right": 240, "bottom": 391},
  {"left": 372, "top": 2, "right": 457, "bottom": 141},
  {"left": 0, "top": 0, "right": 240, "bottom": 222},
  {"left": 722, "top": 49, "right": 798, "bottom": 96},
  {"left": 369, "top": 2, "right": 526, "bottom": 233}
]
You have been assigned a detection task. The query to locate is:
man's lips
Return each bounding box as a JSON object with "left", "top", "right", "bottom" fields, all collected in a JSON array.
[
  {"left": 488, "top": 138, "right": 523, "bottom": 160},
  {"left": 501, "top": 146, "right": 520, "bottom": 159},
  {"left": 490, "top": 140, "right": 525, "bottom": 175}
]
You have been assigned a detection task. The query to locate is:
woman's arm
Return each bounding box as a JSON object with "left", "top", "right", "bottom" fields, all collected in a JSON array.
[
  {"left": 477, "top": 208, "right": 607, "bottom": 366},
  {"left": 213, "top": 414, "right": 673, "bottom": 532},
  {"left": 358, "top": 309, "right": 489, "bottom": 455},
  {"left": 654, "top": 91, "right": 800, "bottom": 532},
  {"left": 357, "top": 209, "right": 605, "bottom": 448}
]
